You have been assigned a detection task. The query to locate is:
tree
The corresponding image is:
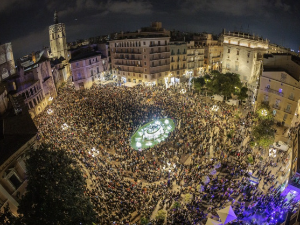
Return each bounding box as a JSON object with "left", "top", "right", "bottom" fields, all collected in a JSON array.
[
  {"left": 140, "top": 217, "right": 149, "bottom": 225},
  {"left": 193, "top": 77, "right": 205, "bottom": 92},
  {"left": 17, "top": 144, "right": 97, "bottom": 225},
  {"left": 0, "top": 204, "right": 17, "bottom": 225},
  {"left": 171, "top": 202, "right": 181, "bottom": 209},
  {"left": 238, "top": 87, "right": 248, "bottom": 100},
  {"left": 252, "top": 122, "right": 275, "bottom": 148},
  {"left": 206, "top": 72, "right": 242, "bottom": 99},
  {"left": 156, "top": 210, "right": 166, "bottom": 224}
]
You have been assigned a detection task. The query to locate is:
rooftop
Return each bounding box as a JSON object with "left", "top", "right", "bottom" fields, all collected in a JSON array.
[{"left": 69, "top": 51, "right": 102, "bottom": 63}]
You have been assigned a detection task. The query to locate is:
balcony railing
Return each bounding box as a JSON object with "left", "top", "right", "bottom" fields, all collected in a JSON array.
[
  {"left": 272, "top": 104, "right": 281, "bottom": 110},
  {"left": 265, "top": 87, "right": 284, "bottom": 97},
  {"left": 284, "top": 108, "right": 291, "bottom": 114}
]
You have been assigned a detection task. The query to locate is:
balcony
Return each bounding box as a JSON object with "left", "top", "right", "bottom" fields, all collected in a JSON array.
[
  {"left": 265, "top": 87, "right": 283, "bottom": 97},
  {"left": 272, "top": 104, "right": 281, "bottom": 110},
  {"left": 284, "top": 108, "right": 292, "bottom": 114}
]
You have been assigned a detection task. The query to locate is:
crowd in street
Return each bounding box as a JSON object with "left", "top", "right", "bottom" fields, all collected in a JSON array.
[{"left": 34, "top": 83, "right": 299, "bottom": 225}]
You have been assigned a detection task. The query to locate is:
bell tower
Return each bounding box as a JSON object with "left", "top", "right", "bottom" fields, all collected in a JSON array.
[{"left": 49, "top": 11, "right": 68, "bottom": 61}]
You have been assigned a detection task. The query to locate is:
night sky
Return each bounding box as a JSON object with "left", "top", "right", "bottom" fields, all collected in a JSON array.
[{"left": 1, "top": 0, "right": 300, "bottom": 58}]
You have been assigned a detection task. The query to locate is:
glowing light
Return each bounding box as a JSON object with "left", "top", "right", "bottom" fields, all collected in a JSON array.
[
  {"left": 211, "top": 105, "right": 219, "bottom": 112},
  {"left": 47, "top": 109, "right": 53, "bottom": 115},
  {"left": 61, "top": 123, "right": 69, "bottom": 130},
  {"left": 155, "top": 121, "right": 161, "bottom": 125},
  {"left": 165, "top": 119, "right": 169, "bottom": 124},
  {"left": 48, "top": 97, "right": 53, "bottom": 101},
  {"left": 146, "top": 142, "right": 153, "bottom": 146},
  {"left": 136, "top": 142, "right": 142, "bottom": 148},
  {"left": 261, "top": 109, "right": 268, "bottom": 116}
]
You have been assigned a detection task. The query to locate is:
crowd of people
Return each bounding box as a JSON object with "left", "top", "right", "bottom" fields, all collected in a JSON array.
[{"left": 34, "top": 82, "right": 299, "bottom": 225}]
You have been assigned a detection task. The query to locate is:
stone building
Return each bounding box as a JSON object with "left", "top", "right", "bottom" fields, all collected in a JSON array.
[
  {"left": 49, "top": 11, "right": 69, "bottom": 61},
  {"left": 220, "top": 31, "right": 269, "bottom": 89},
  {"left": 110, "top": 37, "right": 170, "bottom": 85},
  {"left": 49, "top": 11, "right": 71, "bottom": 87},
  {"left": 70, "top": 51, "right": 108, "bottom": 90},
  {"left": 194, "top": 34, "right": 223, "bottom": 72},
  {"left": 186, "top": 41, "right": 205, "bottom": 77},
  {"left": 0, "top": 43, "right": 16, "bottom": 81},
  {"left": 169, "top": 42, "right": 187, "bottom": 84},
  {"left": 10, "top": 51, "right": 57, "bottom": 119},
  {"left": 256, "top": 54, "right": 300, "bottom": 127}
]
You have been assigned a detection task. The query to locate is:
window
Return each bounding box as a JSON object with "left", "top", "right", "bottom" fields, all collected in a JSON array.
[
  {"left": 226, "top": 63, "right": 230, "bottom": 69},
  {"left": 97, "top": 67, "right": 99, "bottom": 73},
  {"left": 283, "top": 114, "right": 288, "bottom": 121},
  {"left": 143, "top": 48, "right": 146, "bottom": 52},
  {"left": 235, "top": 65, "right": 239, "bottom": 71},
  {"left": 145, "top": 75, "right": 147, "bottom": 79},
  {"left": 9, "top": 174, "right": 22, "bottom": 189},
  {"left": 144, "top": 68, "right": 147, "bottom": 72},
  {"left": 247, "top": 53, "right": 250, "bottom": 58},
  {"left": 89, "top": 59, "right": 91, "bottom": 65},
  {"left": 76, "top": 62, "right": 79, "bottom": 67},
  {"left": 228, "top": 49, "right": 230, "bottom": 53},
  {"left": 91, "top": 70, "right": 93, "bottom": 76},
  {"left": 144, "top": 62, "right": 146, "bottom": 66},
  {"left": 144, "top": 55, "right": 146, "bottom": 59},
  {"left": 266, "top": 84, "right": 270, "bottom": 89},
  {"left": 264, "top": 95, "right": 269, "bottom": 101},
  {"left": 237, "top": 50, "right": 239, "bottom": 55},
  {"left": 143, "top": 42, "right": 146, "bottom": 45}
]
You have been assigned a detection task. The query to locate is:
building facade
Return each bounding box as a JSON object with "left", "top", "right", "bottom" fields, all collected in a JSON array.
[
  {"left": 12, "top": 54, "right": 57, "bottom": 119},
  {"left": 110, "top": 37, "right": 170, "bottom": 85},
  {"left": 169, "top": 42, "right": 187, "bottom": 84},
  {"left": 220, "top": 31, "right": 269, "bottom": 89},
  {"left": 49, "top": 11, "right": 69, "bottom": 61},
  {"left": 0, "top": 43, "right": 16, "bottom": 81},
  {"left": 70, "top": 52, "right": 107, "bottom": 90},
  {"left": 186, "top": 41, "right": 205, "bottom": 77},
  {"left": 194, "top": 34, "right": 223, "bottom": 72},
  {"left": 256, "top": 54, "right": 300, "bottom": 127}
]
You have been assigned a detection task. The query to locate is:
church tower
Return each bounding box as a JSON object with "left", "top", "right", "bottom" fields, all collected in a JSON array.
[{"left": 49, "top": 11, "right": 69, "bottom": 61}]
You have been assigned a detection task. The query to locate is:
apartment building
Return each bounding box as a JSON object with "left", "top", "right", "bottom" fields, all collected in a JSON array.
[
  {"left": 169, "top": 42, "right": 187, "bottom": 84},
  {"left": 186, "top": 41, "right": 205, "bottom": 77},
  {"left": 256, "top": 54, "right": 300, "bottom": 127},
  {"left": 70, "top": 51, "right": 107, "bottom": 90},
  {"left": 110, "top": 37, "right": 170, "bottom": 85}
]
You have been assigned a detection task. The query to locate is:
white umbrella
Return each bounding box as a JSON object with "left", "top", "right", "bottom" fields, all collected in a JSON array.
[
  {"left": 217, "top": 205, "right": 237, "bottom": 224},
  {"left": 205, "top": 218, "right": 223, "bottom": 225}
]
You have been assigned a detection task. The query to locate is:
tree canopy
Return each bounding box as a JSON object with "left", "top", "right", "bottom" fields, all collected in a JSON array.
[
  {"left": 17, "top": 144, "right": 96, "bottom": 225},
  {"left": 252, "top": 102, "right": 275, "bottom": 148},
  {"left": 206, "top": 72, "right": 242, "bottom": 98}
]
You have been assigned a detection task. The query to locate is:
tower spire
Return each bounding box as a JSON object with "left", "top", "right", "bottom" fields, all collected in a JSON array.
[{"left": 54, "top": 11, "right": 58, "bottom": 24}]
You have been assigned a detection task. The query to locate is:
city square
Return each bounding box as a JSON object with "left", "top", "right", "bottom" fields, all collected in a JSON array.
[
  {"left": 31, "top": 82, "right": 298, "bottom": 224},
  {"left": 1, "top": 1, "right": 300, "bottom": 224}
]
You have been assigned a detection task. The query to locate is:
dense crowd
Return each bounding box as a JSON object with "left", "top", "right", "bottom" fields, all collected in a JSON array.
[{"left": 34, "top": 83, "right": 299, "bottom": 225}]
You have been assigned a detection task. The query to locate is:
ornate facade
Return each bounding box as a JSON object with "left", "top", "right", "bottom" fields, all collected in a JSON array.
[{"left": 220, "top": 31, "right": 269, "bottom": 89}]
